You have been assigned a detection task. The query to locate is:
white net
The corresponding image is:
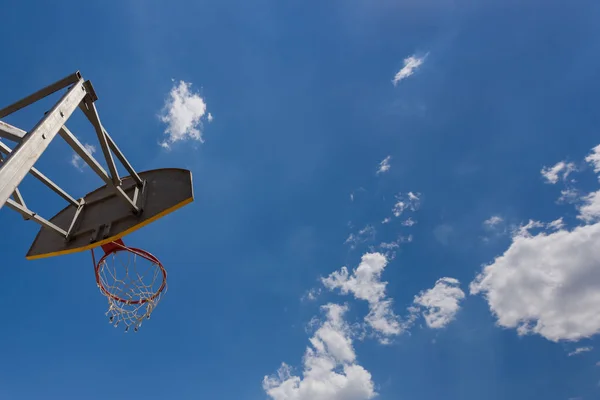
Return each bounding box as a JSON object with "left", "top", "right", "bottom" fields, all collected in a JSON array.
[{"left": 96, "top": 247, "right": 167, "bottom": 332}]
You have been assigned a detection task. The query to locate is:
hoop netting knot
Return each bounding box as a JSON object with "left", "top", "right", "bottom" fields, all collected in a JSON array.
[{"left": 95, "top": 245, "right": 167, "bottom": 332}]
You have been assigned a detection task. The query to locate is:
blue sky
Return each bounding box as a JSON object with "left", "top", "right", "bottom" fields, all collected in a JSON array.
[{"left": 1, "top": 0, "right": 600, "bottom": 399}]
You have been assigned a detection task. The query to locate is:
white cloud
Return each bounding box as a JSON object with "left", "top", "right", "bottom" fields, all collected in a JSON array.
[
  {"left": 379, "top": 235, "right": 412, "bottom": 251},
  {"left": 392, "top": 53, "right": 428, "bottom": 86},
  {"left": 578, "top": 189, "right": 600, "bottom": 223},
  {"left": 471, "top": 143, "right": 600, "bottom": 342},
  {"left": 585, "top": 144, "right": 600, "bottom": 174},
  {"left": 376, "top": 156, "right": 391, "bottom": 175},
  {"left": 402, "top": 217, "right": 416, "bottom": 227},
  {"left": 159, "top": 80, "right": 210, "bottom": 149},
  {"left": 379, "top": 241, "right": 399, "bottom": 250},
  {"left": 541, "top": 161, "right": 576, "bottom": 184},
  {"left": 302, "top": 288, "right": 322, "bottom": 302},
  {"left": 559, "top": 188, "right": 579, "bottom": 204},
  {"left": 568, "top": 347, "right": 593, "bottom": 356},
  {"left": 345, "top": 225, "right": 376, "bottom": 249},
  {"left": 263, "top": 304, "right": 376, "bottom": 400},
  {"left": 322, "top": 253, "right": 403, "bottom": 342},
  {"left": 392, "top": 192, "right": 420, "bottom": 218},
  {"left": 547, "top": 217, "right": 565, "bottom": 231},
  {"left": 413, "top": 278, "right": 465, "bottom": 329},
  {"left": 483, "top": 215, "right": 503, "bottom": 228},
  {"left": 70, "top": 143, "right": 96, "bottom": 171},
  {"left": 207, "top": 112, "right": 214, "bottom": 122},
  {"left": 471, "top": 219, "right": 600, "bottom": 342},
  {"left": 381, "top": 217, "right": 391, "bottom": 224}
]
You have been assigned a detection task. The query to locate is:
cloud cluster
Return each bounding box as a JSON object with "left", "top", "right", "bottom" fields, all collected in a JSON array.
[
  {"left": 159, "top": 80, "right": 211, "bottom": 149},
  {"left": 263, "top": 304, "right": 376, "bottom": 400},
  {"left": 540, "top": 161, "right": 576, "bottom": 184},
  {"left": 392, "top": 192, "right": 420, "bottom": 218},
  {"left": 322, "top": 253, "right": 403, "bottom": 342},
  {"left": 471, "top": 143, "right": 600, "bottom": 342},
  {"left": 345, "top": 225, "right": 376, "bottom": 249}
]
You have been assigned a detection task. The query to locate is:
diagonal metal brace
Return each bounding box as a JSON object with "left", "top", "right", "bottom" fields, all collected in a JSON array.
[
  {"left": 5, "top": 198, "right": 67, "bottom": 237},
  {"left": 0, "top": 71, "right": 82, "bottom": 119}
]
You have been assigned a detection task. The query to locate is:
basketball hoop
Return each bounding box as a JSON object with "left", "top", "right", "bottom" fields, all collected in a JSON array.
[{"left": 91, "top": 240, "right": 167, "bottom": 332}]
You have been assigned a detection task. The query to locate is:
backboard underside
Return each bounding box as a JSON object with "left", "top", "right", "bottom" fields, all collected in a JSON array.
[{"left": 26, "top": 168, "right": 193, "bottom": 260}]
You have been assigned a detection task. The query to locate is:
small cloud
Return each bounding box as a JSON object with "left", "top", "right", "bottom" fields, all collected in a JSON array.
[
  {"left": 413, "top": 277, "right": 466, "bottom": 329},
  {"left": 376, "top": 156, "right": 392, "bottom": 175},
  {"left": 381, "top": 217, "right": 391, "bottom": 224},
  {"left": 541, "top": 161, "right": 576, "bottom": 184},
  {"left": 207, "top": 112, "right": 214, "bottom": 122},
  {"left": 378, "top": 235, "right": 413, "bottom": 251},
  {"left": 547, "top": 217, "right": 565, "bottom": 231},
  {"left": 379, "top": 241, "right": 399, "bottom": 250},
  {"left": 585, "top": 144, "right": 600, "bottom": 175},
  {"left": 345, "top": 225, "right": 376, "bottom": 249},
  {"left": 578, "top": 190, "right": 600, "bottom": 223},
  {"left": 568, "top": 347, "right": 593, "bottom": 356},
  {"left": 322, "top": 253, "right": 404, "bottom": 342},
  {"left": 558, "top": 188, "right": 579, "bottom": 204},
  {"left": 70, "top": 143, "right": 96, "bottom": 171},
  {"left": 392, "top": 192, "right": 420, "bottom": 218},
  {"left": 301, "top": 288, "right": 321, "bottom": 302},
  {"left": 159, "top": 80, "right": 211, "bottom": 149},
  {"left": 392, "top": 53, "right": 428, "bottom": 86},
  {"left": 349, "top": 187, "right": 366, "bottom": 203},
  {"left": 483, "top": 215, "right": 503, "bottom": 228},
  {"left": 402, "top": 217, "right": 416, "bottom": 227},
  {"left": 512, "top": 219, "right": 545, "bottom": 238}
]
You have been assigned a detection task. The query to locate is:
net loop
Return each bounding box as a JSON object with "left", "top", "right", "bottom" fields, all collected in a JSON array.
[{"left": 92, "top": 241, "right": 167, "bottom": 332}]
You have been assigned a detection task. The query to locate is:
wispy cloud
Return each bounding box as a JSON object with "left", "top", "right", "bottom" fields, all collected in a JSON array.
[
  {"left": 263, "top": 304, "right": 376, "bottom": 400},
  {"left": 402, "top": 217, "right": 416, "bottom": 227},
  {"left": 376, "top": 156, "right": 391, "bottom": 175},
  {"left": 483, "top": 215, "right": 503, "bottom": 228},
  {"left": 345, "top": 225, "right": 376, "bottom": 249},
  {"left": 301, "top": 288, "right": 321, "bottom": 302},
  {"left": 392, "top": 192, "right": 420, "bottom": 218},
  {"left": 568, "top": 347, "right": 593, "bottom": 356},
  {"left": 541, "top": 161, "right": 576, "bottom": 184},
  {"left": 392, "top": 53, "right": 428, "bottom": 86},
  {"left": 70, "top": 143, "right": 96, "bottom": 171},
  {"left": 159, "top": 80, "right": 211, "bottom": 149},
  {"left": 585, "top": 144, "right": 600, "bottom": 175}
]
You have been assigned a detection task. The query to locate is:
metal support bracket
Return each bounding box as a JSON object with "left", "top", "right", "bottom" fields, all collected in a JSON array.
[
  {"left": 0, "top": 78, "right": 87, "bottom": 209},
  {"left": 5, "top": 198, "right": 67, "bottom": 237},
  {"left": 0, "top": 71, "right": 145, "bottom": 245}
]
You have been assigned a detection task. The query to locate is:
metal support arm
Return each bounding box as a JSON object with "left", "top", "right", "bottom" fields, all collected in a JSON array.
[
  {"left": 0, "top": 71, "right": 82, "bottom": 119},
  {"left": 0, "top": 140, "right": 79, "bottom": 207},
  {"left": 0, "top": 79, "right": 87, "bottom": 210},
  {"left": 5, "top": 198, "right": 67, "bottom": 237}
]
